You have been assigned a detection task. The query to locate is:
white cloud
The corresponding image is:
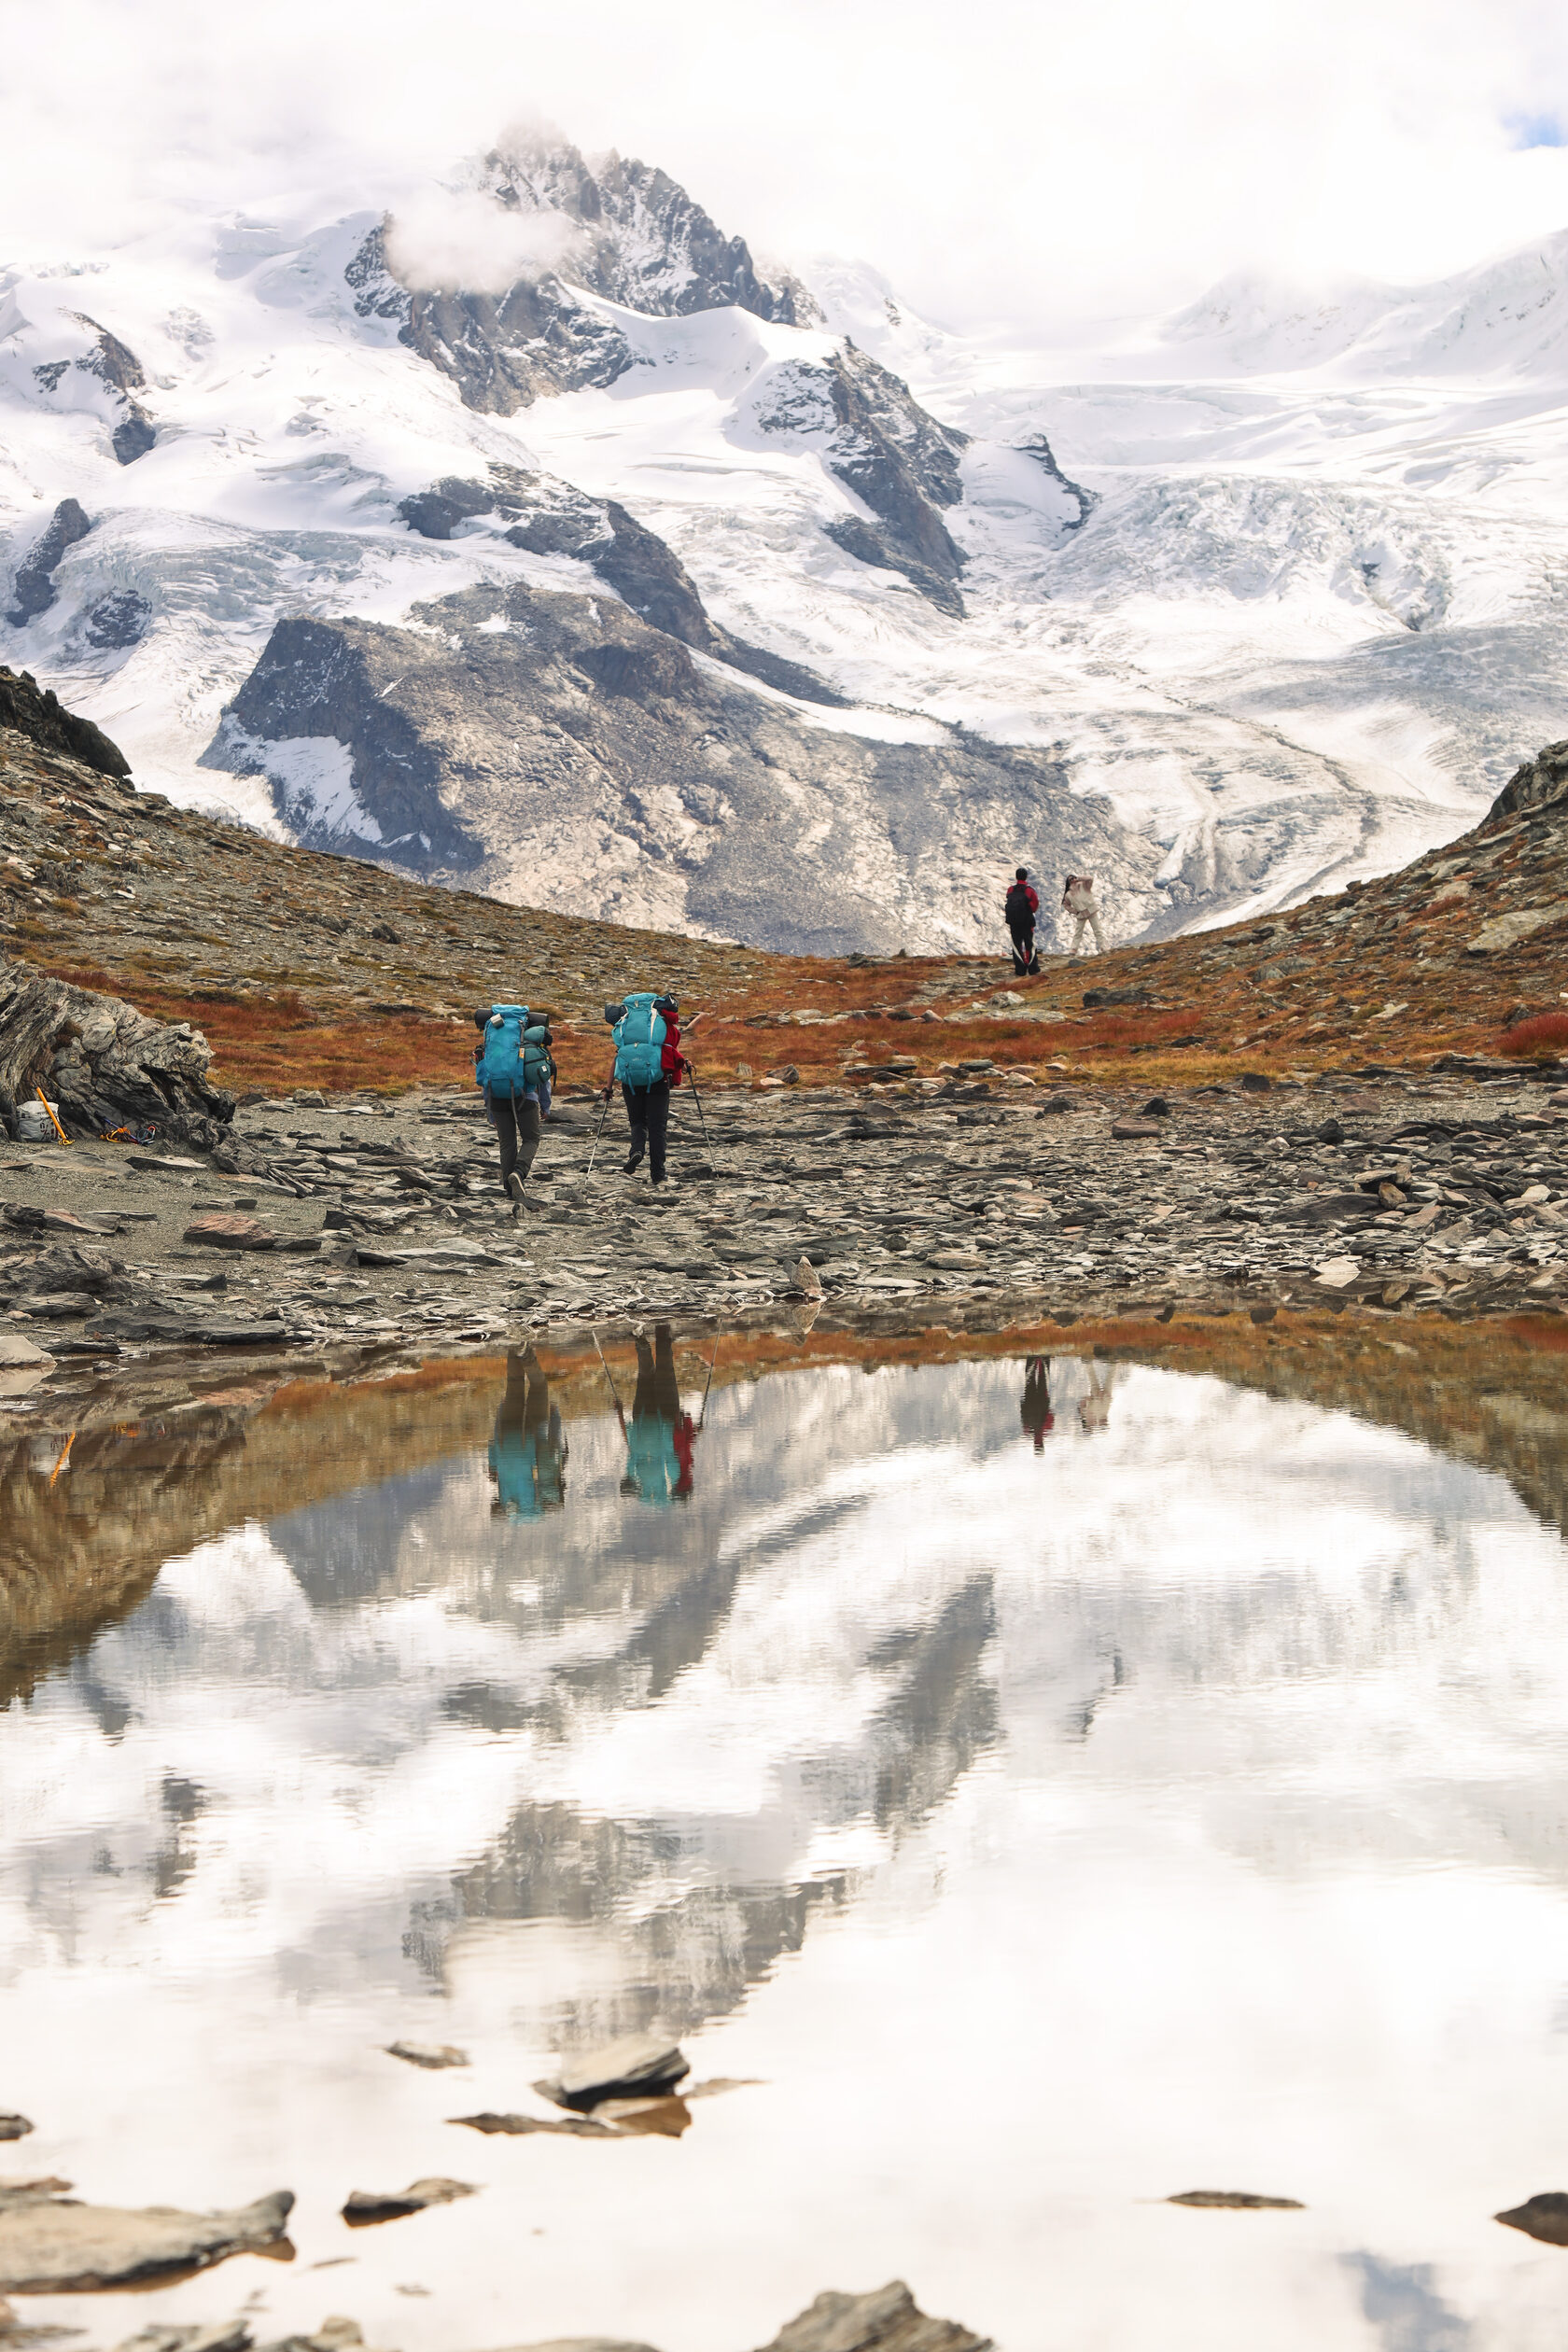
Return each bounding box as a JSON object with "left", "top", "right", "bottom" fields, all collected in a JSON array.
[
  {"left": 4, "top": 0, "right": 1568, "bottom": 333},
  {"left": 383, "top": 186, "right": 579, "bottom": 294}
]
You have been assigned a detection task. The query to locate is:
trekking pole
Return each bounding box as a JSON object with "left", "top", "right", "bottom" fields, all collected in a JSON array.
[
  {"left": 684, "top": 1059, "right": 713, "bottom": 1155},
  {"left": 696, "top": 1335, "right": 720, "bottom": 1432},
  {"left": 591, "top": 1328, "right": 626, "bottom": 1428},
  {"left": 585, "top": 1066, "right": 616, "bottom": 1175}
]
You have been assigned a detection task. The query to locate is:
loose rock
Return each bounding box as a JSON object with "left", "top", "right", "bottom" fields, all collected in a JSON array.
[
  {"left": 1167, "top": 2190, "right": 1305, "bottom": 2210},
  {"left": 385, "top": 2040, "right": 469, "bottom": 2071},
  {"left": 1495, "top": 2191, "right": 1568, "bottom": 2246},
  {"left": 341, "top": 2179, "right": 476, "bottom": 2227},
  {"left": 0, "top": 2130, "right": 29, "bottom": 2150},
  {"left": 539, "top": 2034, "right": 689, "bottom": 2112}
]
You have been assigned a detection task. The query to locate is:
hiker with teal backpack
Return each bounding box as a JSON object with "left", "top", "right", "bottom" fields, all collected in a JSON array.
[
  {"left": 473, "top": 1003, "right": 556, "bottom": 1211},
  {"left": 601, "top": 991, "right": 697, "bottom": 1187}
]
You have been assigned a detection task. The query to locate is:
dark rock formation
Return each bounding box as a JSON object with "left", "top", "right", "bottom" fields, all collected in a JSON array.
[
  {"left": 1015, "top": 432, "right": 1098, "bottom": 529},
  {"left": 539, "top": 2034, "right": 689, "bottom": 2111},
  {"left": 1489, "top": 740, "right": 1568, "bottom": 823},
  {"left": 83, "top": 590, "right": 151, "bottom": 651},
  {"left": 348, "top": 136, "right": 805, "bottom": 416},
  {"left": 749, "top": 347, "right": 970, "bottom": 612},
  {"left": 203, "top": 578, "right": 1150, "bottom": 953},
  {"left": 68, "top": 316, "right": 156, "bottom": 464},
  {"left": 0, "top": 959, "right": 233, "bottom": 1148},
  {"left": 0, "top": 666, "right": 130, "bottom": 777},
  {"left": 6, "top": 501, "right": 92, "bottom": 628},
  {"left": 1496, "top": 2191, "right": 1568, "bottom": 2246},
  {"left": 398, "top": 468, "right": 846, "bottom": 706}
]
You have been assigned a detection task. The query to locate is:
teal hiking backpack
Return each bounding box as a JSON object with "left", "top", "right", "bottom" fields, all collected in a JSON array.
[
  {"left": 477, "top": 1005, "right": 553, "bottom": 1099},
  {"left": 611, "top": 991, "right": 669, "bottom": 1089}
]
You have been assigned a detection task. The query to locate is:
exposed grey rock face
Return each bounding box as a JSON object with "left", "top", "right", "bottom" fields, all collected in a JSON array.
[
  {"left": 346, "top": 134, "right": 805, "bottom": 418},
  {"left": 66, "top": 316, "right": 156, "bottom": 464},
  {"left": 6, "top": 502, "right": 92, "bottom": 628},
  {"left": 0, "top": 2187, "right": 294, "bottom": 2293},
  {"left": 397, "top": 469, "right": 844, "bottom": 707},
  {"left": 0, "top": 666, "right": 129, "bottom": 777},
  {"left": 0, "top": 957, "right": 233, "bottom": 1148},
  {"left": 83, "top": 590, "right": 150, "bottom": 651},
  {"left": 752, "top": 2282, "right": 991, "bottom": 2352},
  {"left": 1015, "top": 433, "right": 1098, "bottom": 530},
  {"left": 205, "top": 581, "right": 1151, "bottom": 952},
  {"left": 484, "top": 133, "right": 805, "bottom": 325},
  {"left": 748, "top": 347, "right": 969, "bottom": 612},
  {"left": 1490, "top": 739, "right": 1568, "bottom": 823}
]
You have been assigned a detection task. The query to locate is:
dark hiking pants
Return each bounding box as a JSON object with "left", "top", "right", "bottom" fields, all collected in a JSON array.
[
  {"left": 1009, "top": 922, "right": 1035, "bottom": 969},
  {"left": 492, "top": 1093, "right": 543, "bottom": 1192},
  {"left": 623, "top": 1080, "right": 671, "bottom": 1181}
]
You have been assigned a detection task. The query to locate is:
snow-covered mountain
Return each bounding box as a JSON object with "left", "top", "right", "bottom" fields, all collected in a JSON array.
[{"left": 4, "top": 132, "right": 1568, "bottom": 953}]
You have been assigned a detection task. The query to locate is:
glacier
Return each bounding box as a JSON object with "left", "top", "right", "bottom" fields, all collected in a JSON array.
[{"left": 4, "top": 133, "right": 1568, "bottom": 952}]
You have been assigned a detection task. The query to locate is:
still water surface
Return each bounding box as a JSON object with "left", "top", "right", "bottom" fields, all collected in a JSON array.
[{"left": 6, "top": 1349, "right": 1568, "bottom": 2352}]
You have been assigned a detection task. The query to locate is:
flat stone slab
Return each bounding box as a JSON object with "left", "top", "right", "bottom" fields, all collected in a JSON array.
[
  {"left": 1110, "top": 1119, "right": 1164, "bottom": 1140},
  {"left": 1167, "top": 2190, "right": 1305, "bottom": 2210},
  {"left": 385, "top": 2040, "right": 469, "bottom": 2071},
  {"left": 182, "top": 1216, "right": 278, "bottom": 1252},
  {"left": 450, "top": 2111, "right": 614, "bottom": 2140},
  {"left": 539, "top": 2034, "right": 689, "bottom": 2112},
  {"left": 0, "top": 2188, "right": 294, "bottom": 2292},
  {"left": 341, "top": 2177, "right": 476, "bottom": 2226},
  {"left": 0, "top": 1339, "right": 50, "bottom": 1369}
]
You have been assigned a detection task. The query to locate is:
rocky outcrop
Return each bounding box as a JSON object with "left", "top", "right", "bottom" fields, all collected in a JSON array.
[
  {"left": 6, "top": 501, "right": 92, "bottom": 628},
  {"left": 205, "top": 580, "right": 1150, "bottom": 952},
  {"left": 1489, "top": 739, "right": 1568, "bottom": 823},
  {"left": 753, "top": 2284, "right": 990, "bottom": 2352},
  {"left": 1015, "top": 433, "right": 1098, "bottom": 530},
  {"left": 59, "top": 316, "right": 156, "bottom": 464},
  {"left": 0, "top": 665, "right": 129, "bottom": 778},
  {"left": 0, "top": 959, "right": 233, "bottom": 1147},
  {"left": 0, "top": 2187, "right": 293, "bottom": 2293},
  {"left": 348, "top": 135, "right": 804, "bottom": 417},
  {"left": 748, "top": 346, "right": 969, "bottom": 612},
  {"left": 398, "top": 467, "right": 845, "bottom": 706}
]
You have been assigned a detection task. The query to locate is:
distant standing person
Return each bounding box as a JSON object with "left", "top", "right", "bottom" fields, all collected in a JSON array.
[
  {"left": 1021, "top": 1355, "right": 1055, "bottom": 1450},
  {"left": 1003, "top": 868, "right": 1040, "bottom": 975},
  {"left": 1062, "top": 874, "right": 1106, "bottom": 956}
]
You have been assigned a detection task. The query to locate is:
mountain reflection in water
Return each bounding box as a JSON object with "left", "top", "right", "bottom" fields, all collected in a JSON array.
[{"left": 3, "top": 1341, "right": 1568, "bottom": 2352}]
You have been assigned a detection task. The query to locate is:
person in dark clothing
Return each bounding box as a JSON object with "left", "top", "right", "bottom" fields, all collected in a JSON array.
[
  {"left": 487, "top": 1345, "right": 567, "bottom": 1518},
  {"left": 1021, "top": 1355, "right": 1055, "bottom": 1450},
  {"left": 1004, "top": 868, "right": 1040, "bottom": 975},
  {"left": 473, "top": 1005, "right": 552, "bottom": 1211},
  {"left": 623, "top": 1076, "right": 672, "bottom": 1184},
  {"left": 615, "top": 1322, "right": 697, "bottom": 1504}
]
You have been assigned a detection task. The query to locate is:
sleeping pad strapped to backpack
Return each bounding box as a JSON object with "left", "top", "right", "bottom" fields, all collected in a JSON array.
[
  {"left": 612, "top": 992, "right": 677, "bottom": 1088},
  {"left": 477, "top": 1006, "right": 554, "bottom": 1099}
]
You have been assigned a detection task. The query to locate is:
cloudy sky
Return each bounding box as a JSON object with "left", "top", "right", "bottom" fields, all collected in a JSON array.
[{"left": 7, "top": 0, "right": 1568, "bottom": 334}]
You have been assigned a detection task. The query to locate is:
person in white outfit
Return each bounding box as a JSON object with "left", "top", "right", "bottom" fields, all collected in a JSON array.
[{"left": 1062, "top": 874, "right": 1106, "bottom": 956}]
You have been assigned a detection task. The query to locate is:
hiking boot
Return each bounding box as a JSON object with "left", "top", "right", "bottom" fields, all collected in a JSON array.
[{"left": 623, "top": 1153, "right": 643, "bottom": 1175}]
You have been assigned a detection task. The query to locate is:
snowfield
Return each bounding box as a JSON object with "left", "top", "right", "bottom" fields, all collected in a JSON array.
[{"left": 4, "top": 150, "right": 1568, "bottom": 947}]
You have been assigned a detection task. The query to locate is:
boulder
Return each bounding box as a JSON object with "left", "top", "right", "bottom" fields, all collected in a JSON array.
[
  {"left": 1495, "top": 2191, "right": 1568, "bottom": 2247},
  {"left": 341, "top": 2178, "right": 476, "bottom": 2226},
  {"left": 0, "top": 2121, "right": 32, "bottom": 2145},
  {"left": 538, "top": 2034, "right": 689, "bottom": 2112},
  {"left": 752, "top": 2282, "right": 991, "bottom": 2352},
  {"left": 1110, "top": 1119, "right": 1163, "bottom": 1141},
  {"left": 0, "top": 2188, "right": 293, "bottom": 2293},
  {"left": 0, "top": 960, "right": 231, "bottom": 1150},
  {"left": 0, "top": 666, "right": 128, "bottom": 779},
  {"left": 384, "top": 2040, "right": 469, "bottom": 2071}
]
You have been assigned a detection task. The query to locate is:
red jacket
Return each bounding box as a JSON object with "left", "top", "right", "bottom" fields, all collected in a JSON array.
[
  {"left": 1005, "top": 880, "right": 1039, "bottom": 918},
  {"left": 661, "top": 1015, "right": 684, "bottom": 1085}
]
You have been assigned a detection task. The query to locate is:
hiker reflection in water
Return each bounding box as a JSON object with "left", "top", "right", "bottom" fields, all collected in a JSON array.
[
  {"left": 1078, "top": 1362, "right": 1116, "bottom": 1434},
  {"left": 1021, "top": 1355, "right": 1055, "bottom": 1449},
  {"left": 617, "top": 1322, "right": 696, "bottom": 1505},
  {"left": 488, "top": 1346, "right": 567, "bottom": 1519}
]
